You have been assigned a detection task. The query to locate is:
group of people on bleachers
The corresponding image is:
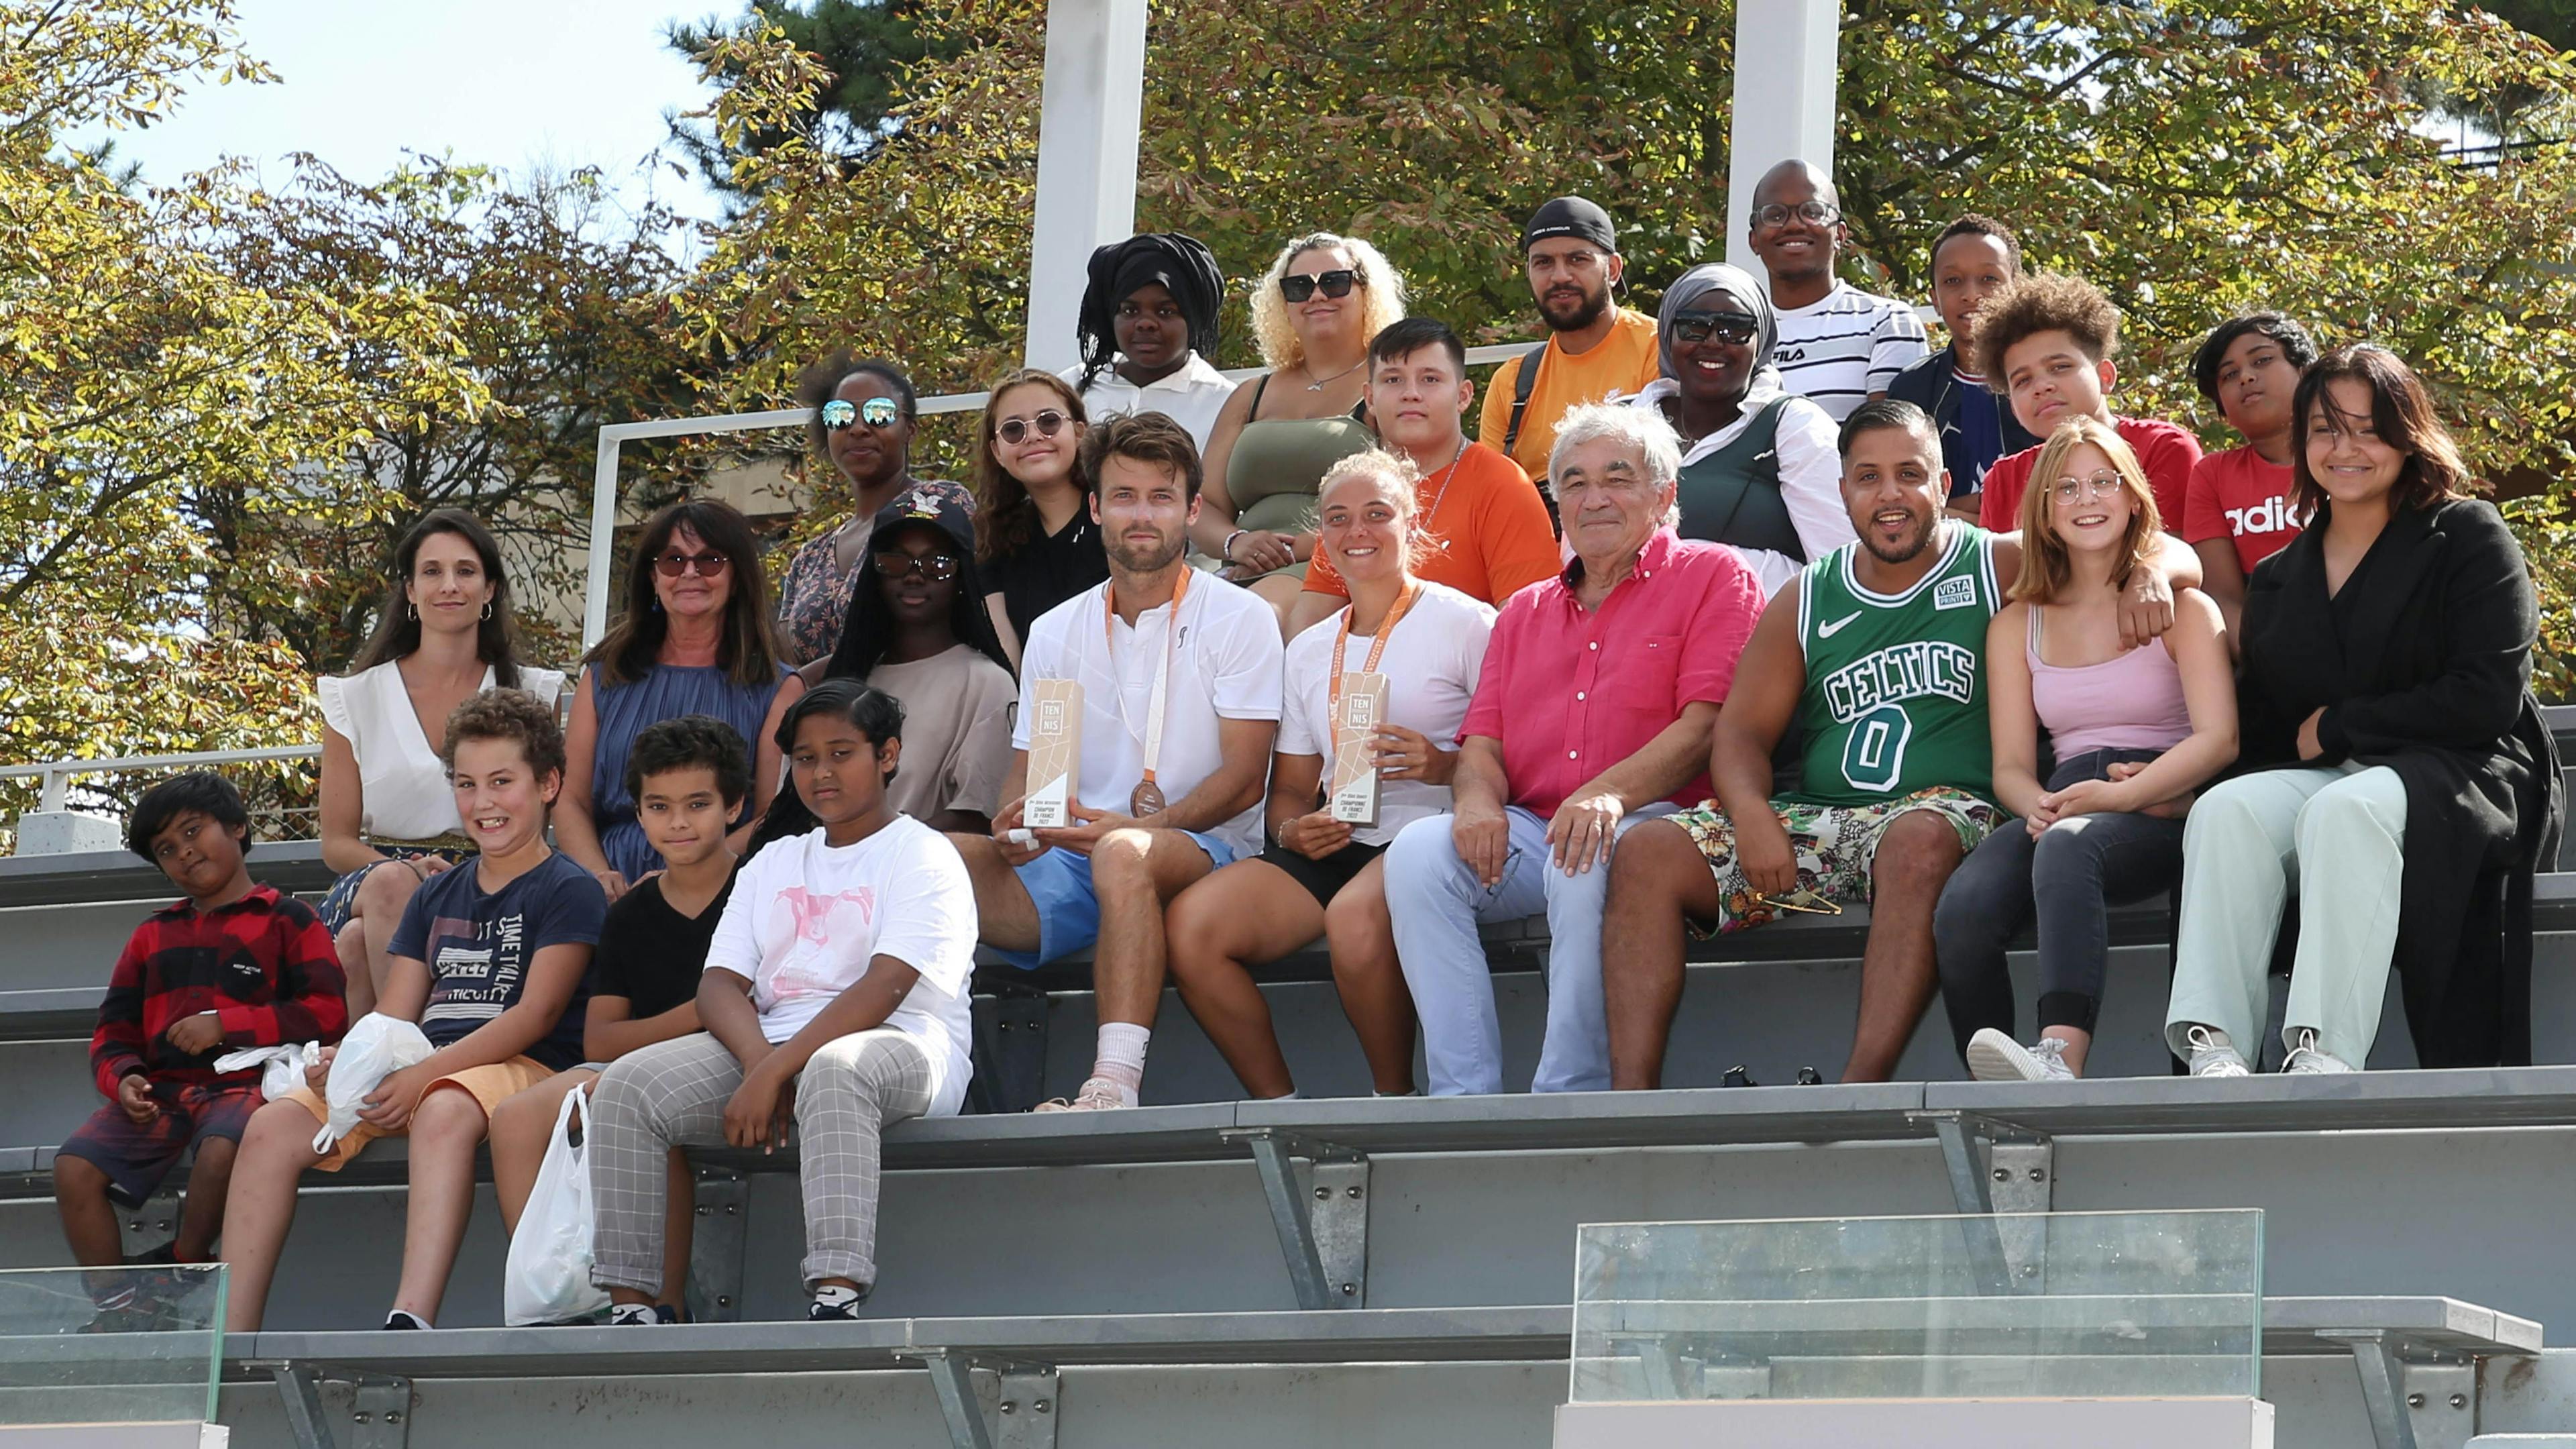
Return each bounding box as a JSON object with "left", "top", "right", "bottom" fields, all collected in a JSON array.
[{"left": 55, "top": 158, "right": 2559, "bottom": 1333}]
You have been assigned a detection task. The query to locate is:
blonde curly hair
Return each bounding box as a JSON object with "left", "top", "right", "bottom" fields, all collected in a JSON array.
[{"left": 1249, "top": 232, "right": 1408, "bottom": 374}]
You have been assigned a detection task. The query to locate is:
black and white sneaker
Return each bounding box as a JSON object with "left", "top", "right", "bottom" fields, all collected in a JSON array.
[
  {"left": 807, "top": 1284, "right": 871, "bottom": 1321},
  {"left": 608, "top": 1303, "right": 678, "bottom": 1326},
  {"left": 382, "top": 1309, "right": 431, "bottom": 1331}
]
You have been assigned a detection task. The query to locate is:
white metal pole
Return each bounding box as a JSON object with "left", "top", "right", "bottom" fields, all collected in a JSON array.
[
  {"left": 1726, "top": 0, "right": 1844, "bottom": 278},
  {"left": 1022, "top": 0, "right": 1150, "bottom": 374},
  {"left": 583, "top": 430, "right": 625, "bottom": 649}
]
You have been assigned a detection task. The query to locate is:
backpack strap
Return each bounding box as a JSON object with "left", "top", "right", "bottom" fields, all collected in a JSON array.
[{"left": 1500, "top": 341, "right": 1551, "bottom": 458}]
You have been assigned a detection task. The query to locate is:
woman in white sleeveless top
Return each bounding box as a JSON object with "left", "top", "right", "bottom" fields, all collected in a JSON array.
[{"left": 317, "top": 511, "right": 564, "bottom": 1014}]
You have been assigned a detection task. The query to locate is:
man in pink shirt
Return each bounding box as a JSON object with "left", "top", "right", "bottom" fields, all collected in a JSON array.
[{"left": 1383, "top": 403, "right": 1766, "bottom": 1095}]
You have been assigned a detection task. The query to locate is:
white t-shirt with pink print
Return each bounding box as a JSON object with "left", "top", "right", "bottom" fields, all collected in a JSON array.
[{"left": 704, "top": 814, "right": 978, "bottom": 1116}]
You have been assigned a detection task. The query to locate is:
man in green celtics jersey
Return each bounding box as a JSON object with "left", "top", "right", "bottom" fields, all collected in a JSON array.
[{"left": 1601, "top": 398, "right": 2204, "bottom": 1084}]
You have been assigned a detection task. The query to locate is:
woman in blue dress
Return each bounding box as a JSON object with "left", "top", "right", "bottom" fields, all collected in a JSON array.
[{"left": 558, "top": 499, "right": 804, "bottom": 900}]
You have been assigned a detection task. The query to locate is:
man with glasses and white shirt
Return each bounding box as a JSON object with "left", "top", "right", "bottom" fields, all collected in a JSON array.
[{"left": 1746, "top": 160, "right": 1929, "bottom": 424}]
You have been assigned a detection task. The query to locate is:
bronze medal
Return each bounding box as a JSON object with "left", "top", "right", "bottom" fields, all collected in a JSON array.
[{"left": 1129, "top": 780, "right": 1167, "bottom": 817}]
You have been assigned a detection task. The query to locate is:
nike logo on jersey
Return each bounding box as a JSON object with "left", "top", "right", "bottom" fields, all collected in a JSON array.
[{"left": 1817, "top": 611, "right": 1862, "bottom": 638}]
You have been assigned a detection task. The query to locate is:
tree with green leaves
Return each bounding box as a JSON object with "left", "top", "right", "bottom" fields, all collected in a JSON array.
[
  {"left": 673, "top": 0, "right": 2576, "bottom": 691},
  {"left": 663, "top": 0, "right": 953, "bottom": 199}
]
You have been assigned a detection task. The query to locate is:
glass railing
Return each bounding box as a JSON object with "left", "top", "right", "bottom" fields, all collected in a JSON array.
[
  {"left": 0, "top": 1265, "right": 223, "bottom": 1426},
  {"left": 1572, "top": 1210, "right": 2261, "bottom": 1403}
]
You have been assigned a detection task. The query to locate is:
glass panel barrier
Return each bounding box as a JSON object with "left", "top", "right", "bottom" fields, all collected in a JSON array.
[
  {"left": 0, "top": 1265, "right": 223, "bottom": 1426},
  {"left": 1572, "top": 1210, "right": 2260, "bottom": 1403}
]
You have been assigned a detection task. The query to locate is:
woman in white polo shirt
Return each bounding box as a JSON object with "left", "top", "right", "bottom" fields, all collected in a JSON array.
[{"left": 1162, "top": 450, "right": 1495, "bottom": 1098}]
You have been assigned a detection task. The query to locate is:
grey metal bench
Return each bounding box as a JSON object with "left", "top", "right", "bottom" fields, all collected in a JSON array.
[{"left": 229, "top": 1294, "right": 2536, "bottom": 1449}]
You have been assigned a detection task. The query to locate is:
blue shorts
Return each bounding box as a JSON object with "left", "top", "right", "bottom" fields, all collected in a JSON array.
[{"left": 996, "top": 832, "right": 1239, "bottom": 970}]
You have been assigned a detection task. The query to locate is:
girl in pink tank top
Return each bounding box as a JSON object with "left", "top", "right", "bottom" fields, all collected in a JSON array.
[{"left": 1935, "top": 419, "right": 2239, "bottom": 1083}]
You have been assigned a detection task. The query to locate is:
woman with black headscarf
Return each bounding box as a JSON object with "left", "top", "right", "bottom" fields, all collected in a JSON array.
[
  {"left": 1065, "top": 232, "right": 1236, "bottom": 451},
  {"left": 1625, "top": 262, "right": 1851, "bottom": 596}
]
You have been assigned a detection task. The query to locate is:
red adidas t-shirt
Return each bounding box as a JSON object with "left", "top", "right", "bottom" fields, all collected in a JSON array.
[
  {"left": 2182, "top": 445, "right": 2302, "bottom": 572},
  {"left": 1976, "top": 415, "right": 2201, "bottom": 534}
]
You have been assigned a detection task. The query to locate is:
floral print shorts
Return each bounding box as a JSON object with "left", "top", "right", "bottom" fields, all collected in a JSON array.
[{"left": 1668, "top": 787, "right": 2003, "bottom": 937}]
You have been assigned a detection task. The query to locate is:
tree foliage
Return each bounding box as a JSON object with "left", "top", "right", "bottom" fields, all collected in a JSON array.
[
  {"left": 0, "top": 2, "right": 706, "bottom": 837},
  {"left": 664, "top": 0, "right": 957, "bottom": 199},
  {"left": 674, "top": 0, "right": 2576, "bottom": 692}
]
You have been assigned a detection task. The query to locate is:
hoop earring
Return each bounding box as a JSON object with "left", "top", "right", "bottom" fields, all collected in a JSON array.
[
  {"left": 480, "top": 602, "right": 493, "bottom": 622},
  {"left": 407, "top": 602, "right": 418, "bottom": 622}
]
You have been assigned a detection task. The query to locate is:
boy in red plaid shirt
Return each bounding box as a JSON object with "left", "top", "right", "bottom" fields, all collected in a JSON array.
[{"left": 56, "top": 773, "right": 347, "bottom": 1267}]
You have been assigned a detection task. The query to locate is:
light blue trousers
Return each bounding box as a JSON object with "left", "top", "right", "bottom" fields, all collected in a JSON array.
[
  {"left": 1383, "top": 804, "right": 1675, "bottom": 1095},
  {"left": 2165, "top": 764, "right": 2409, "bottom": 1066}
]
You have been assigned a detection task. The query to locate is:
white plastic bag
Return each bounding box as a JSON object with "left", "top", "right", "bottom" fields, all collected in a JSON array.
[
  {"left": 211, "top": 1042, "right": 319, "bottom": 1102},
  {"left": 313, "top": 1013, "right": 434, "bottom": 1154},
  {"left": 503, "top": 1085, "right": 608, "bottom": 1326}
]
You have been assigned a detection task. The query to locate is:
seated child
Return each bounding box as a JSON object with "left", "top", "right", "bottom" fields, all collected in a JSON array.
[
  {"left": 486, "top": 714, "right": 753, "bottom": 1323},
  {"left": 58, "top": 773, "right": 347, "bottom": 1283},
  {"left": 587, "top": 679, "right": 977, "bottom": 1324},
  {"left": 221, "top": 688, "right": 607, "bottom": 1332}
]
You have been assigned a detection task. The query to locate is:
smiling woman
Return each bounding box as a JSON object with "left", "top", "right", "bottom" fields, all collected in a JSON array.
[
  {"left": 557, "top": 500, "right": 802, "bottom": 900},
  {"left": 1629, "top": 262, "right": 1852, "bottom": 597}
]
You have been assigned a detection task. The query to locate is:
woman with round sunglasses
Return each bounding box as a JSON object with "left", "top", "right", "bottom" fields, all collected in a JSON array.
[
  {"left": 1161, "top": 451, "right": 1495, "bottom": 1099},
  {"left": 752, "top": 488, "right": 1019, "bottom": 842},
  {"left": 972, "top": 369, "right": 1105, "bottom": 669},
  {"left": 559, "top": 499, "right": 802, "bottom": 900},
  {"left": 1626, "top": 262, "right": 1851, "bottom": 597},
  {"left": 777, "top": 353, "right": 975, "bottom": 663},
  {"left": 1196, "top": 232, "right": 1409, "bottom": 625}
]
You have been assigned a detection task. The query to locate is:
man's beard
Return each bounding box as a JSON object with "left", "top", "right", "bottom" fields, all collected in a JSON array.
[
  {"left": 1541, "top": 282, "right": 1611, "bottom": 333},
  {"left": 1861, "top": 510, "right": 1941, "bottom": 565},
  {"left": 1108, "top": 531, "right": 1187, "bottom": 574}
]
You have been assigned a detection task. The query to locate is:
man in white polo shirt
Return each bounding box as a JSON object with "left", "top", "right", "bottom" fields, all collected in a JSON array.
[
  {"left": 1748, "top": 159, "right": 1928, "bottom": 425},
  {"left": 951, "top": 411, "right": 1285, "bottom": 1110}
]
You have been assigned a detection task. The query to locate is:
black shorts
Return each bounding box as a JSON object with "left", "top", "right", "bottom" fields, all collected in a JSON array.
[{"left": 1256, "top": 839, "right": 1387, "bottom": 908}]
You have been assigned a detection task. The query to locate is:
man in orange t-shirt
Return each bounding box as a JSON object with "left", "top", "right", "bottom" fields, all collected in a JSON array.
[
  {"left": 1477, "top": 197, "right": 1663, "bottom": 488},
  {"left": 1291, "top": 319, "right": 1560, "bottom": 637}
]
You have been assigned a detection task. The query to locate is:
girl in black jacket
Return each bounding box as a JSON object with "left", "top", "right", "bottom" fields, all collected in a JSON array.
[{"left": 2165, "top": 345, "right": 2561, "bottom": 1075}]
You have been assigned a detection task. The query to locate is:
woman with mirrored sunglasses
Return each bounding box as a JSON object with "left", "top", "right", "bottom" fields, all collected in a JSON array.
[
  {"left": 1196, "top": 231, "right": 1411, "bottom": 630},
  {"left": 750, "top": 488, "right": 1020, "bottom": 845},
  {"left": 971, "top": 369, "right": 1107, "bottom": 669},
  {"left": 776, "top": 352, "right": 975, "bottom": 664},
  {"left": 560, "top": 498, "right": 803, "bottom": 901},
  {"left": 1625, "top": 262, "right": 1853, "bottom": 598}
]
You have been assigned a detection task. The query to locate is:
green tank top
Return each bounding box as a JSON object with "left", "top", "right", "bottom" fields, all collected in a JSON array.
[{"left": 1786, "top": 523, "right": 2002, "bottom": 807}]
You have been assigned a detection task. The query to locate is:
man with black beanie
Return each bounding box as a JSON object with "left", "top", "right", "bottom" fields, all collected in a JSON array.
[
  {"left": 1065, "top": 232, "right": 1238, "bottom": 450},
  {"left": 1477, "top": 197, "right": 1663, "bottom": 487}
]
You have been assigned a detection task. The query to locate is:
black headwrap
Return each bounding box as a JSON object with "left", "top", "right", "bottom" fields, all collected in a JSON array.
[{"left": 1074, "top": 232, "right": 1225, "bottom": 392}]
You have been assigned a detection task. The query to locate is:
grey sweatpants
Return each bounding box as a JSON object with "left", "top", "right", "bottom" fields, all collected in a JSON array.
[{"left": 587, "top": 1028, "right": 933, "bottom": 1294}]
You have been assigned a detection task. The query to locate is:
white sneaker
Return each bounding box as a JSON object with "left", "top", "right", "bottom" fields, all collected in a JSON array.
[
  {"left": 2282, "top": 1028, "right": 2357, "bottom": 1075},
  {"left": 1966, "top": 1029, "right": 2078, "bottom": 1083},
  {"left": 1032, "top": 1075, "right": 1138, "bottom": 1112},
  {"left": 2183, "top": 1025, "right": 2252, "bottom": 1077}
]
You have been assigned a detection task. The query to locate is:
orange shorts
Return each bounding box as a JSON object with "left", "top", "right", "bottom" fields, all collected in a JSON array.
[{"left": 274, "top": 1057, "right": 557, "bottom": 1171}]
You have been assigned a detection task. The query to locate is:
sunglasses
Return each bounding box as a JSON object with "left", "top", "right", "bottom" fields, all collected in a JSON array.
[
  {"left": 1670, "top": 310, "right": 1761, "bottom": 346},
  {"left": 653, "top": 550, "right": 731, "bottom": 578},
  {"left": 1279, "top": 269, "right": 1361, "bottom": 303},
  {"left": 873, "top": 548, "right": 962, "bottom": 582},
  {"left": 1753, "top": 200, "right": 1843, "bottom": 229},
  {"left": 997, "top": 410, "right": 1070, "bottom": 445},
  {"left": 1753, "top": 888, "right": 1843, "bottom": 916},
  {"left": 821, "top": 396, "right": 902, "bottom": 431}
]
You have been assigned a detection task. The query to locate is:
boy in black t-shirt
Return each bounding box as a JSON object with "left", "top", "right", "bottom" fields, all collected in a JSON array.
[
  {"left": 223, "top": 689, "right": 607, "bottom": 1332},
  {"left": 486, "top": 714, "right": 751, "bottom": 1324}
]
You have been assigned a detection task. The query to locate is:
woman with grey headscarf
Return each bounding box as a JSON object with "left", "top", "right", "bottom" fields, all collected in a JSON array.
[{"left": 1627, "top": 262, "right": 1851, "bottom": 596}]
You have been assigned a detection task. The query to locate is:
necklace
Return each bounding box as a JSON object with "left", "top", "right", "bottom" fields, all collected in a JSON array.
[
  {"left": 1328, "top": 582, "right": 1421, "bottom": 757},
  {"left": 1102, "top": 569, "right": 1193, "bottom": 817},
  {"left": 1303, "top": 356, "right": 1365, "bottom": 392},
  {"left": 1416, "top": 438, "right": 1469, "bottom": 530}
]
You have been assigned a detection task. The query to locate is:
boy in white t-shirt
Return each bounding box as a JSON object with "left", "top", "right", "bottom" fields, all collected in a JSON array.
[
  {"left": 951, "top": 413, "right": 1285, "bottom": 1112},
  {"left": 586, "top": 678, "right": 979, "bottom": 1322}
]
